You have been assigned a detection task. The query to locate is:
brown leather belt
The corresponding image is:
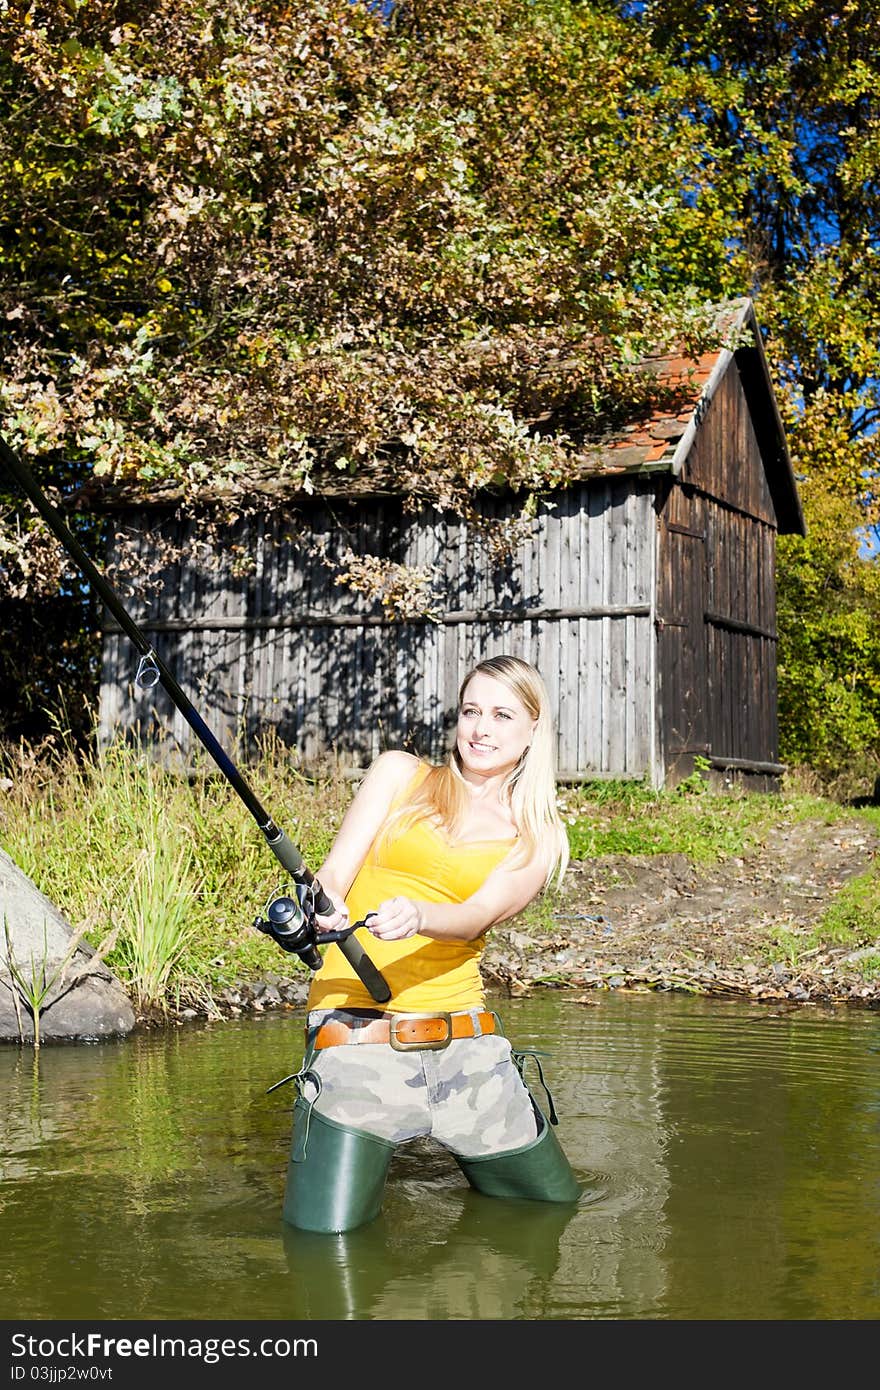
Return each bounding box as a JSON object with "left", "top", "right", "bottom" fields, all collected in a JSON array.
[{"left": 311, "top": 1010, "right": 496, "bottom": 1053}]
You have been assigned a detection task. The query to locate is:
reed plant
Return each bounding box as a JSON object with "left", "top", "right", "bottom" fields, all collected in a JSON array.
[
  {"left": 2, "top": 914, "right": 119, "bottom": 1048},
  {"left": 0, "top": 726, "right": 352, "bottom": 1013},
  {"left": 114, "top": 838, "right": 203, "bottom": 1013}
]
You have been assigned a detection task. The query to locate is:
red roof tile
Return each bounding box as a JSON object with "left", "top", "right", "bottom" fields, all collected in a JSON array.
[{"left": 566, "top": 330, "right": 732, "bottom": 479}]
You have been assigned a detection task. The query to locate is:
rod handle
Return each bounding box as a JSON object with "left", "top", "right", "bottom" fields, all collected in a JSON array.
[
  {"left": 314, "top": 919, "right": 391, "bottom": 1004},
  {"left": 264, "top": 827, "right": 306, "bottom": 877},
  {"left": 338, "top": 935, "right": 392, "bottom": 1004}
]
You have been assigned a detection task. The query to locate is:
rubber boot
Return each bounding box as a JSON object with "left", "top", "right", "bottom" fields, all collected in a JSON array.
[
  {"left": 453, "top": 1110, "right": 580, "bottom": 1203},
  {"left": 282, "top": 1099, "right": 396, "bottom": 1234}
]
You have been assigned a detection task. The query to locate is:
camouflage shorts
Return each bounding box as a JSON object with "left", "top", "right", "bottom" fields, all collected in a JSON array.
[{"left": 300, "top": 1008, "right": 539, "bottom": 1156}]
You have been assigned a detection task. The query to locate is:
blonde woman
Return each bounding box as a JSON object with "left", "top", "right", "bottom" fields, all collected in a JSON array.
[{"left": 281, "top": 655, "right": 580, "bottom": 1233}]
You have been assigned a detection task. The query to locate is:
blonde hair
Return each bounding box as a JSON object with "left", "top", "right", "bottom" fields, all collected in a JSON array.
[{"left": 383, "top": 655, "right": 569, "bottom": 886}]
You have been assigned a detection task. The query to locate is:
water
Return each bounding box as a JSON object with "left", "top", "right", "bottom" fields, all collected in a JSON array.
[{"left": 1, "top": 991, "right": 879, "bottom": 1321}]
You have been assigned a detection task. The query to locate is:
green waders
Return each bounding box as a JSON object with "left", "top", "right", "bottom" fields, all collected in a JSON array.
[
  {"left": 280, "top": 1031, "right": 580, "bottom": 1234},
  {"left": 449, "top": 1042, "right": 580, "bottom": 1204},
  {"left": 283, "top": 1099, "right": 578, "bottom": 1234},
  {"left": 453, "top": 1103, "right": 581, "bottom": 1203},
  {"left": 283, "top": 1098, "right": 396, "bottom": 1235}
]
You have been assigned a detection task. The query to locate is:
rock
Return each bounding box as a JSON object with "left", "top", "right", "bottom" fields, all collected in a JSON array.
[{"left": 0, "top": 847, "right": 135, "bottom": 1042}]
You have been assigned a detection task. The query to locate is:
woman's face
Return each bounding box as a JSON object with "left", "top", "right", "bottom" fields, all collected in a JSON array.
[{"left": 456, "top": 671, "right": 536, "bottom": 779}]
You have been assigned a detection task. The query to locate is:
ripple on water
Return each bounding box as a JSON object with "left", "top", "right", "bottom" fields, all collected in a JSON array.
[{"left": 3, "top": 993, "right": 880, "bottom": 1320}]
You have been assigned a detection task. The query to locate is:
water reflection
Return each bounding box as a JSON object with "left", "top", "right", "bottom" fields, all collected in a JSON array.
[
  {"left": 280, "top": 1158, "right": 585, "bottom": 1320},
  {"left": 1, "top": 992, "right": 878, "bottom": 1320}
]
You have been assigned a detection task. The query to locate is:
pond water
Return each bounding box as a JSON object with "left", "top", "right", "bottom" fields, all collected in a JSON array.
[{"left": 1, "top": 990, "right": 879, "bottom": 1322}]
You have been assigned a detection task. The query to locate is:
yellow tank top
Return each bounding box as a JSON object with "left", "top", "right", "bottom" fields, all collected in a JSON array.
[{"left": 307, "top": 767, "right": 516, "bottom": 1014}]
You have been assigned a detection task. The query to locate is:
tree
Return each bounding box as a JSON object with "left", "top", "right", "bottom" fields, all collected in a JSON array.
[
  {"left": 628, "top": 0, "right": 880, "bottom": 779},
  {"left": 1, "top": 0, "right": 737, "bottom": 740},
  {"left": 777, "top": 486, "right": 880, "bottom": 785},
  {"left": 0, "top": 0, "right": 743, "bottom": 503}
]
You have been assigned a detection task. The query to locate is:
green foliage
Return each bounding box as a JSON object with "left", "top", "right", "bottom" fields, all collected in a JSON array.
[
  {"left": 632, "top": 0, "right": 880, "bottom": 780},
  {"left": 0, "top": 2, "right": 737, "bottom": 534},
  {"left": 776, "top": 485, "right": 880, "bottom": 783}
]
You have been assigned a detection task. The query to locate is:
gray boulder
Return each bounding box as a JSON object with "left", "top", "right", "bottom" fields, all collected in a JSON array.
[{"left": 0, "top": 846, "right": 135, "bottom": 1042}]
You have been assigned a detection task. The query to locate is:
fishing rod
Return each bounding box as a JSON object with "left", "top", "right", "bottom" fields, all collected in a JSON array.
[{"left": 0, "top": 432, "right": 391, "bottom": 1004}]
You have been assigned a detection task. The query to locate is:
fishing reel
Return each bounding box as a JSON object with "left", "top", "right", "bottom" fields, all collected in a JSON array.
[{"left": 253, "top": 883, "right": 359, "bottom": 973}]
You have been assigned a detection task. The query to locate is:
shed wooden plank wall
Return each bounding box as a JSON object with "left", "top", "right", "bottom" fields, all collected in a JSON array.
[
  {"left": 657, "top": 359, "right": 781, "bottom": 783},
  {"left": 98, "top": 478, "right": 657, "bottom": 780},
  {"left": 706, "top": 506, "right": 778, "bottom": 768},
  {"left": 683, "top": 356, "right": 778, "bottom": 526}
]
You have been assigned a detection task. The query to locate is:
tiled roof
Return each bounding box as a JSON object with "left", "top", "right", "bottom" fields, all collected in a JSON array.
[
  {"left": 569, "top": 346, "right": 722, "bottom": 477},
  {"left": 566, "top": 296, "right": 755, "bottom": 479}
]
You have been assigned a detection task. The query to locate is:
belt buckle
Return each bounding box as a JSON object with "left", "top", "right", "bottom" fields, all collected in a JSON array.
[{"left": 389, "top": 1011, "right": 453, "bottom": 1052}]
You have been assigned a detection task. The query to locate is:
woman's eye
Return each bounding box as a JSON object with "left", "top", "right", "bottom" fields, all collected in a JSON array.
[{"left": 495, "top": 711, "right": 512, "bottom": 720}]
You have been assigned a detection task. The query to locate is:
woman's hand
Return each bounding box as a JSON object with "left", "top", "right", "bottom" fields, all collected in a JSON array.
[
  {"left": 366, "top": 896, "right": 424, "bottom": 941},
  {"left": 313, "top": 886, "right": 350, "bottom": 937}
]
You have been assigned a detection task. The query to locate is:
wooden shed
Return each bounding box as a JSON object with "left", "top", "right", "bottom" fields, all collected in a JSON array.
[{"left": 95, "top": 296, "right": 805, "bottom": 788}]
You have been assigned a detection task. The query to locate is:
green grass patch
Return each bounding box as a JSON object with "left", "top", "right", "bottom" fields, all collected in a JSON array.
[
  {"left": 0, "top": 731, "right": 352, "bottom": 1012},
  {"left": 820, "top": 864, "right": 880, "bottom": 942},
  {"left": 763, "top": 857, "right": 880, "bottom": 980},
  {"left": 559, "top": 769, "right": 841, "bottom": 864}
]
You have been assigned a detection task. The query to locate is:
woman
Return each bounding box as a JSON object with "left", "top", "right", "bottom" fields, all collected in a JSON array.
[{"left": 281, "top": 655, "right": 580, "bottom": 1233}]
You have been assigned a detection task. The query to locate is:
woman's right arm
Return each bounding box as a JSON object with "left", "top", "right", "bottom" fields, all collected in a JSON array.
[{"left": 312, "top": 749, "right": 419, "bottom": 930}]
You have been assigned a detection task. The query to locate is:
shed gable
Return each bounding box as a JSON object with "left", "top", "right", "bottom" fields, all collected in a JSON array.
[{"left": 680, "top": 359, "right": 778, "bottom": 526}]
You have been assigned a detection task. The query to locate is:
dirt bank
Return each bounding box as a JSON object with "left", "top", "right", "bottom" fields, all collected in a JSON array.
[{"left": 483, "top": 816, "right": 880, "bottom": 1008}]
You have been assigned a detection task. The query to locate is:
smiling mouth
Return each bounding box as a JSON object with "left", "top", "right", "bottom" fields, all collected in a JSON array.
[{"left": 469, "top": 742, "right": 495, "bottom": 752}]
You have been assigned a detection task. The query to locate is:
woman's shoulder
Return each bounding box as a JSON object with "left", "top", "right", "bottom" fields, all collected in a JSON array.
[
  {"left": 368, "top": 749, "right": 423, "bottom": 777},
  {"left": 362, "top": 750, "right": 427, "bottom": 794}
]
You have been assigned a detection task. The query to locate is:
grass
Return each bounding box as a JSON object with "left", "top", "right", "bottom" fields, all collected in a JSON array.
[
  {"left": 0, "top": 729, "right": 350, "bottom": 1014},
  {"left": 558, "top": 764, "right": 839, "bottom": 864},
  {"left": 763, "top": 805, "right": 880, "bottom": 979},
  {"left": 1, "top": 735, "right": 878, "bottom": 1010}
]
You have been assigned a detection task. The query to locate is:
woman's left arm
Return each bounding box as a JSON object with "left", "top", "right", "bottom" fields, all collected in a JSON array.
[{"left": 366, "top": 855, "right": 551, "bottom": 943}]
